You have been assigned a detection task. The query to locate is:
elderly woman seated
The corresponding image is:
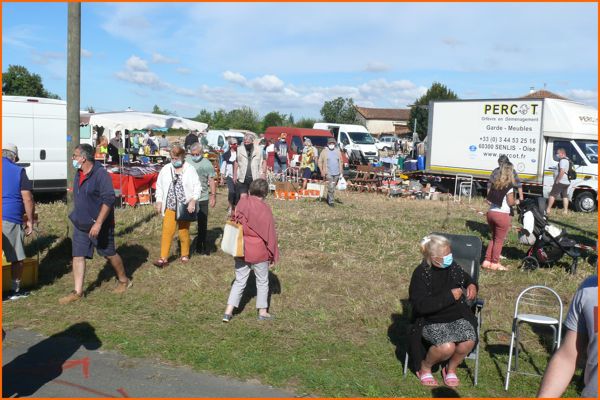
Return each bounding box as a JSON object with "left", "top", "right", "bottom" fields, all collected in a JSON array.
[{"left": 408, "top": 234, "right": 478, "bottom": 387}]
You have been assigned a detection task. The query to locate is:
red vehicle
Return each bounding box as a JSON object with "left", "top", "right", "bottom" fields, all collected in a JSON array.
[{"left": 263, "top": 126, "right": 349, "bottom": 173}]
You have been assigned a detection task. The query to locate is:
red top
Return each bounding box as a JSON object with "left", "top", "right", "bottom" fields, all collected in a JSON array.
[
  {"left": 267, "top": 151, "right": 275, "bottom": 169},
  {"left": 233, "top": 195, "right": 279, "bottom": 264},
  {"left": 78, "top": 170, "right": 87, "bottom": 187}
]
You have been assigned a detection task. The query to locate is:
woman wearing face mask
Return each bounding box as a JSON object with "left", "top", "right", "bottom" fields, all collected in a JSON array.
[
  {"left": 220, "top": 138, "right": 238, "bottom": 216},
  {"left": 407, "top": 235, "right": 478, "bottom": 388},
  {"left": 153, "top": 145, "right": 201, "bottom": 267}
]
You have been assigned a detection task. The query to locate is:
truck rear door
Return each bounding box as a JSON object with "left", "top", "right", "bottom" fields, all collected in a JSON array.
[
  {"left": 32, "top": 102, "right": 67, "bottom": 191},
  {"left": 2, "top": 99, "right": 34, "bottom": 178}
]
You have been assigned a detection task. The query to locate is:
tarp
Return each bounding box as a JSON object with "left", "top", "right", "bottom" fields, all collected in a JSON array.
[
  {"left": 80, "top": 111, "right": 208, "bottom": 132},
  {"left": 543, "top": 99, "right": 598, "bottom": 140}
]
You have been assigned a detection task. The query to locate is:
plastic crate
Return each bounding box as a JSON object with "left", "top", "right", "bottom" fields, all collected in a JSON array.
[{"left": 2, "top": 256, "right": 39, "bottom": 292}]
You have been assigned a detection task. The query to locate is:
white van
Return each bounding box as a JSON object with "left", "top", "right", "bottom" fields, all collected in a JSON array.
[
  {"left": 313, "top": 123, "right": 379, "bottom": 164},
  {"left": 2, "top": 96, "right": 72, "bottom": 192},
  {"left": 205, "top": 130, "right": 244, "bottom": 151}
]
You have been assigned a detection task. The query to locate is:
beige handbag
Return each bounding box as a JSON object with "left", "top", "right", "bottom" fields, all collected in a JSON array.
[{"left": 221, "top": 221, "right": 244, "bottom": 257}]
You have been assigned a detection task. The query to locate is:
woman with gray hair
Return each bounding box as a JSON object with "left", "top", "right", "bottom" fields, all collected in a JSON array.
[
  {"left": 407, "top": 234, "right": 478, "bottom": 387},
  {"left": 222, "top": 179, "right": 279, "bottom": 322}
]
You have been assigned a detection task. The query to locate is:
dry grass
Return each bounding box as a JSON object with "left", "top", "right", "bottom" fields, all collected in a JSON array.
[{"left": 3, "top": 189, "right": 597, "bottom": 397}]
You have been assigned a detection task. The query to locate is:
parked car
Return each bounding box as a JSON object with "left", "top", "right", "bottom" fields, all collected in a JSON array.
[{"left": 375, "top": 136, "right": 397, "bottom": 151}]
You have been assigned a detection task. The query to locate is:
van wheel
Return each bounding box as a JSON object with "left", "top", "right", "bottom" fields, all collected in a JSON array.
[{"left": 574, "top": 191, "right": 597, "bottom": 213}]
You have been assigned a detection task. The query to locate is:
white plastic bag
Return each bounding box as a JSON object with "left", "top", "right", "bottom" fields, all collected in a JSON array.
[{"left": 336, "top": 176, "right": 347, "bottom": 191}]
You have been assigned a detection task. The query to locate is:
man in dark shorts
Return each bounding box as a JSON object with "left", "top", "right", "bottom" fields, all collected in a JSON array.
[
  {"left": 2, "top": 143, "right": 35, "bottom": 300},
  {"left": 546, "top": 147, "right": 571, "bottom": 215},
  {"left": 60, "top": 144, "right": 131, "bottom": 304}
]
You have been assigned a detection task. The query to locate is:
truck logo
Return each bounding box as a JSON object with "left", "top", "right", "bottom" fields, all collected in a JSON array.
[
  {"left": 469, "top": 145, "right": 477, "bottom": 152},
  {"left": 484, "top": 103, "right": 539, "bottom": 115},
  {"left": 579, "top": 115, "right": 598, "bottom": 124}
]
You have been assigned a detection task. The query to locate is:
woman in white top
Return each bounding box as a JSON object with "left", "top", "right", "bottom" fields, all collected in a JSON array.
[
  {"left": 154, "top": 144, "right": 201, "bottom": 267},
  {"left": 220, "top": 139, "right": 238, "bottom": 216},
  {"left": 483, "top": 162, "right": 516, "bottom": 271}
]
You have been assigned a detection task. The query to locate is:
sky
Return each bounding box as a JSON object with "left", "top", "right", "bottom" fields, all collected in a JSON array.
[{"left": 2, "top": 2, "right": 598, "bottom": 119}]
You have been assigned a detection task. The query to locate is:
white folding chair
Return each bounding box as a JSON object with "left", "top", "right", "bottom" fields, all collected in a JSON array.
[{"left": 504, "top": 285, "right": 563, "bottom": 390}]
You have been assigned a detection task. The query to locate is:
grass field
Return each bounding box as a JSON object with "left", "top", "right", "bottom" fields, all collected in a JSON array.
[{"left": 3, "top": 189, "right": 597, "bottom": 397}]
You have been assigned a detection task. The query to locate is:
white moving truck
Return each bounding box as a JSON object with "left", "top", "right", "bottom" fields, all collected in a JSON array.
[
  {"left": 205, "top": 130, "right": 244, "bottom": 151},
  {"left": 2, "top": 96, "right": 96, "bottom": 192},
  {"left": 313, "top": 122, "right": 379, "bottom": 165},
  {"left": 425, "top": 98, "right": 598, "bottom": 212}
]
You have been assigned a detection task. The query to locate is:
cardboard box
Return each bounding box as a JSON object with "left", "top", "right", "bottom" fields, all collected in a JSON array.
[
  {"left": 2, "top": 257, "right": 39, "bottom": 292},
  {"left": 275, "top": 181, "right": 299, "bottom": 193},
  {"left": 306, "top": 182, "right": 326, "bottom": 198}
]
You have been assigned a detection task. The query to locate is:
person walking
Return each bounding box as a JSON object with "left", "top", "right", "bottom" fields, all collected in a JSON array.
[
  {"left": 159, "top": 134, "right": 170, "bottom": 152},
  {"left": 60, "top": 144, "right": 131, "bottom": 304},
  {"left": 265, "top": 139, "right": 276, "bottom": 172},
  {"left": 317, "top": 137, "right": 344, "bottom": 207},
  {"left": 482, "top": 162, "right": 516, "bottom": 271},
  {"left": 233, "top": 133, "right": 266, "bottom": 205},
  {"left": 2, "top": 144, "right": 35, "bottom": 300},
  {"left": 184, "top": 130, "right": 199, "bottom": 151},
  {"left": 187, "top": 143, "right": 217, "bottom": 255},
  {"left": 546, "top": 147, "right": 571, "bottom": 215},
  {"left": 153, "top": 145, "right": 201, "bottom": 267},
  {"left": 220, "top": 139, "right": 238, "bottom": 216},
  {"left": 222, "top": 179, "right": 279, "bottom": 322},
  {"left": 108, "top": 131, "right": 123, "bottom": 164},
  {"left": 408, "top": 235, "right": 478, "bottom": 387}
]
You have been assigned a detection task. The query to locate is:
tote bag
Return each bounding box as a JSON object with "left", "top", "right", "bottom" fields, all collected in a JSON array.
[{"left": 221, "top": 221, "right": 244, "bottom": 257}]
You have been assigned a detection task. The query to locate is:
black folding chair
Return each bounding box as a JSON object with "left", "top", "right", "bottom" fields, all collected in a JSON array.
[{"left": 403, "top": 233, "right": 484, "bottom": 385}]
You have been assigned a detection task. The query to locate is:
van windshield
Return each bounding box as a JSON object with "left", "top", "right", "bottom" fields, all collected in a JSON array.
[
  {"left": 304, "top": 135, "right": 329, "bottom": 148},
  {"left": 575, "top": 139, "right": 598, "bottom": 164},
  {"left": 348, "top": 132, "right": 375, "bottom": 145}
]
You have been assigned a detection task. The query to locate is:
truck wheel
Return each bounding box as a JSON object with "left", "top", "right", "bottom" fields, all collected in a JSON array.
[{"left": 574, "top": 191, "right": 597, "bottom": 213}]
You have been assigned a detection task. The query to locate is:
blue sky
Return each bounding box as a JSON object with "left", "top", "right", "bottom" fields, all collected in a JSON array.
[{"left": 3, "top": 2, "right": 598, "bottom": 119}]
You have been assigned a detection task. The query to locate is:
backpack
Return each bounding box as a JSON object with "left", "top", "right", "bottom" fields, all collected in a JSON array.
[{"left": 562, "top": 157, "right": 577, "bottom": 181}]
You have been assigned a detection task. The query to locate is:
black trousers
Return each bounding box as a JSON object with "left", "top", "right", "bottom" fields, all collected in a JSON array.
[
  {"left": 196, "top": 200, "right": 209, "bottom": 253},
  {"left": 235, "top": 179, "right": 252, "bottom": 206}
]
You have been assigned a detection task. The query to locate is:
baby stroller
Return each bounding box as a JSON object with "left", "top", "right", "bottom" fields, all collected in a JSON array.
[{"left": 517, "top": 197, "right": 581, "bottom": 274}]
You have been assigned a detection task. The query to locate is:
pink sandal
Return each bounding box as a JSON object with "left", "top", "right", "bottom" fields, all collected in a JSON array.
[
  {"left": 416, "top": 370, "right": 438, "bottom": 387},
  {"left": 180, "top": 256, "right": 190, "bottom": 263},
  {"left": 442, "top": 367, "right": 460, "bottom": 387}
]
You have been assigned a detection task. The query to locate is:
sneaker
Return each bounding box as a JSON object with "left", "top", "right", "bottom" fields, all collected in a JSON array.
[
  {"left": 222, "top": 314, "right": 232, "bottom": 323},
  {"left": 3, "top": 290, "right": 30, "bottom": 301},
  {"left": 112, "top": 279, "right": 133, "bottom": 294},
  {"left": 59, "top": 290, "right": 83, "bottom": 305},
  {"left": 258, "top": 314, "right": 274, "bottom": 321}
]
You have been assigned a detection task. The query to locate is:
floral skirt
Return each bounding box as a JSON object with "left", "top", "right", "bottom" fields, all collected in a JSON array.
[{"left": 422, "top": 318, "right": 476, "bottom": 346}]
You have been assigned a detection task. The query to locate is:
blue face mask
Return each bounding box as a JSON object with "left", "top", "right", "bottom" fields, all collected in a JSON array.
[
  {"left": 72, "top": 159, "right": 82, "bottom": 170},
  {"left": 441, "top": 253, "right": 453, "bottom": 268},
  {"left": 191, "top": 155, "right": 202, "bottom": 162},
  {"left": 172, "top": 160, "right": 183, "bottom": 168}
]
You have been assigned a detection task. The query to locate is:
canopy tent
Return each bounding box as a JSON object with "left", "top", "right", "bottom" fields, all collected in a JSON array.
[{"left": 80, "top": 111, "right": 208, "bottom": 132}]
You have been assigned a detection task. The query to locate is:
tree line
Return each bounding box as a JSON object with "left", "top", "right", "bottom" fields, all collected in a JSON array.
[{"left": 3, "top": 64, "right": 458, "bottom": 138}]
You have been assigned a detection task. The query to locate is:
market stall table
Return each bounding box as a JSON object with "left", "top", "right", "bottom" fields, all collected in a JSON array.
[{"left": 107, "top": 165, "right": 163, "bottom": 207}]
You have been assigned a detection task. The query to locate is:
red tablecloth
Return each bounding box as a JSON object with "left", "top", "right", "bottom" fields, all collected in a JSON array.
[{"left": 110, "top": 172, "right": 158, "bottom": 207}]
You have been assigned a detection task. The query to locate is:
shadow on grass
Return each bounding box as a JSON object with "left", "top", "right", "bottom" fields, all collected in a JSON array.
[
  {"left": 2, "top": 322, "right": 101, "bottom": 398},
  {"left": 387, "top": 299, "right": 411, "bottom": 371},
  {"left": 115, "top": 211, "right": 156, "bottom": 236},
  {"left": 24, "top": 234, "right": 59, "bottom": 259},
  {"left": 232, "top": 270, "right": 282, "bottom": 315},
  {"left": 432, "top": 387, "right": 460, "bottom": 397},
  {"left": 85, "top": 244, "right": 149, "bottom": 294},
  {"left": 192, "top": 227, "right": 224, "bottom": 255},
  {"left": 37, "top": 237, "right": 73, "bottom": 287},
  {"left": 465, "top": 220, "right": 489, "bottom": 240}
]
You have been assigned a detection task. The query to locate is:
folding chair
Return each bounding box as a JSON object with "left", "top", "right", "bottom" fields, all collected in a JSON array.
[
  {"left": 504, "top": 285, "right": 563, "bottom": 390},
  {"left": 403, "top": 233, "right": 484, "bottom": 385}
]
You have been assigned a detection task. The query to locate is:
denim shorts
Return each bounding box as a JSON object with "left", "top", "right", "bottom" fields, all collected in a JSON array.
[{"left": 72, "top": 225, "right": 116, "bottom": 259}]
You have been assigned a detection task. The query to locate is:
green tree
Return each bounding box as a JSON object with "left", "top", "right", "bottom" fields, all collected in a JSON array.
[
  {"left": 152, "top": 104, "right": 177, "bottom": 116},
  {"left": 211, "top": 109, "right": 229, "bottom": 130},
  {"left": 262, "top": 111, "right": 287, "bottom": 131},
  {"left": 194, "top": 109, "right": 213, "bottom": 126},
  {"left": 295, "top": 117, "right": 317, "bottom": 128},
  {"left": 2, "top": 65, "right": 61, "bottom": 99},
  {"left": 227, "top": 107, "right": 260, "bottom": 132},
  {"left": 320, "top": 97, "right": 358, "bottom": 124},
  {"left": 408, "top": 82, "right": 458, "bottom": 140}
]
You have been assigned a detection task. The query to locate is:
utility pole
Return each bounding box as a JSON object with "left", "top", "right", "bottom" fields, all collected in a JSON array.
[{"left": 66, "top": 3, "right": 81, "bottom": 211}]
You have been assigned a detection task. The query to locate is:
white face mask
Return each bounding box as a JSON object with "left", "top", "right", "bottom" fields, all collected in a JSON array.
[{"left": 328, "top": 144, "right": 335, "bottom": 150}]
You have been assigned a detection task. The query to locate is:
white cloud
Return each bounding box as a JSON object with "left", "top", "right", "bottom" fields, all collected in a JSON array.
[
  {"left": 563, "top": 89, "right": 598, "bottom": 105},
  {"left": 442, "top": 37, "right": 464, "bottom": 47},
  {"left": 30, "top": 50, "right": 64, "bottom": 65},
  {"left": 364, "top": 62, "right": 391, "bottom": 72},
  {"left": 223, "top": 71, "right": 247, "bottom": 85},
  {"left": 125, "top": 55, "right": 150, "bottom": 72},
  {"left": 176, "top": 67, "right": 191, "bottom": 75},
  {"left": 249, "top": 74, "right": 285, "bottom": 92},
  {"left": 81, "top": 48, "right": 93, "bottom": 58},
  {"left": 152, "top": 52, "right": 178, "bottom": 64}
]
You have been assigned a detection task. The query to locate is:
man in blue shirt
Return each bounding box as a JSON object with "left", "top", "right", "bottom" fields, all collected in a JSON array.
[
  {"left": 2, "top": 144, "right": 35, "bottom": 300},
  {"left": 60, "top": 144, "right": 131, "bottom": 304}
]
